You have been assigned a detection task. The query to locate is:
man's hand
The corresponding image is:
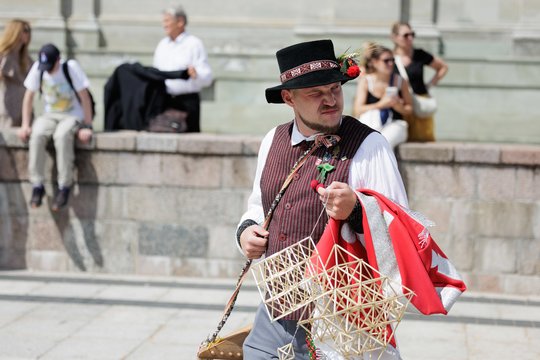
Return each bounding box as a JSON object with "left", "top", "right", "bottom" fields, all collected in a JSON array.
[
  {"left": 316, "top": 181, "right": 357, "bottom": 220},
  {"left": 240, "top": 224, "right": 269, "bottom": 259},
  {"left": 17, "top": 126, "right": 31, "bottom": 142},
  {"left": 187, "top": 65, "right": 197, "bottom": 79},
  {"left": 77, "top": 128, "right": 93, "bottom": 144}
]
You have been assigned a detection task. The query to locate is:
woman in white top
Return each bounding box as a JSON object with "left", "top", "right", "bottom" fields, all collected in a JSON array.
[{"left": 353, "top": 42, "right": 413, "bottom": 149}]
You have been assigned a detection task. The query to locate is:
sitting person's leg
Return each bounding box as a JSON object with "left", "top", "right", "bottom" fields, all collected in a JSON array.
[
  {"left": 381, "top": 120, "right": 408, "bottom": 149},
  {"left": 28, "top": 114, "right": 57, "bottom": 207},
  {"left": 51, "top": 115, "right": 79, "bottom": 210}
]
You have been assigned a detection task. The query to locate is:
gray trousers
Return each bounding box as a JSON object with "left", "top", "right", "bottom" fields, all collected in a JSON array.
[{"left": 243, "top": 303, "right": 310, "bottom": 359}]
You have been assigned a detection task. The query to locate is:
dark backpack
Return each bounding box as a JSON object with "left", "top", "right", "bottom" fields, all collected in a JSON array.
[{"left": 39, "top": 61, "right": 96, "bottom": 119}]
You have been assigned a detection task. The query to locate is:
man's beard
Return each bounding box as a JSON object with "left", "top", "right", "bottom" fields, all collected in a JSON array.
[{"left": 297, "top": 112, "right": 340, "bottom": 134}]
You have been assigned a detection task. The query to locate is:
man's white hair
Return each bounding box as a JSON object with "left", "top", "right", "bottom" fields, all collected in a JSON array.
[{"left": 163, "top": 5, "right": 187, "bottom": 24}]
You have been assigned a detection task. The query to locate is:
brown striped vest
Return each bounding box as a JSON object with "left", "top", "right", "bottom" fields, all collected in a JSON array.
[
  {"left": 260, "top": 117, "right": 373, "bottom": 319},
  {"left": 261, "top": 116, "right": 374, "bottom": 256}
]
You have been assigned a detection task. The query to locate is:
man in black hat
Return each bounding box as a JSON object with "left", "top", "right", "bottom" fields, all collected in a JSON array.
[
  {"left": 18, "top": 43, "right": 93, "bottom": 211},
  {"left": 236, "top": 39, "right": 409, "bottom": 358}
]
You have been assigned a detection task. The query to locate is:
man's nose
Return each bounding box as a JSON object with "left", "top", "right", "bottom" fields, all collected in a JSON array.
[{"left": 323, "top": 91, "right": 336, "bottom": 105}]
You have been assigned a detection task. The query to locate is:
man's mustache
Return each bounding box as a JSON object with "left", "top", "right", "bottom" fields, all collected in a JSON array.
[{"left": 320, "top": 105, "right": 338, "bottom": 112}]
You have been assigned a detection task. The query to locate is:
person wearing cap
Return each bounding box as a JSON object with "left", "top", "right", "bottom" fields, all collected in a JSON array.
[
  {"left": 153, "top": 5, "right": 212, "bottom": 133},
  {"left": 18, "top": 43, "right": 93, "bottom": 211},
  {"left": 236, "top": 39, "right": 408, "bottom": 359}
]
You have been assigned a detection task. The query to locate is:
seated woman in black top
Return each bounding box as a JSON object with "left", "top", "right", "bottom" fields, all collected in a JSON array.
[{"left": 353, "top": 42, "right": 413, "bottom": 149}]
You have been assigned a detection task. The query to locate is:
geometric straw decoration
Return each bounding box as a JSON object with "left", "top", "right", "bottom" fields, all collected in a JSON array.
[
  {"left": 277, "top": 343, "right": 295, "bottom": 360},
  {"left": 252, "top": 237, "right": 414, "bottom": 358},
  {"left": 251, "top": 236, "right": 324, "bottom": 321},
  {"left": 299, "top": 243, "right": 414, "bottom": 358}
]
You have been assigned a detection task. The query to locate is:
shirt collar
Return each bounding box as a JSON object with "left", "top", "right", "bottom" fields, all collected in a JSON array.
[
  {"left": 290, "top": 117, "right": 343, "bottom": 146},
  {"left": 168, "top": 32, "right": 188, "bottom": 43}
]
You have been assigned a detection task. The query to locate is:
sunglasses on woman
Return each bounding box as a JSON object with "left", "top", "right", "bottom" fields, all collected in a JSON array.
[{"left": 401, "top": 31, "right": 415, "bottom": 39}]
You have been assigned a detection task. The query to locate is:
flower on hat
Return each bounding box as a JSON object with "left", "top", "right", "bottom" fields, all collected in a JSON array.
[{"left": 337, "top": 49, "right": 361, "bottom": 79}]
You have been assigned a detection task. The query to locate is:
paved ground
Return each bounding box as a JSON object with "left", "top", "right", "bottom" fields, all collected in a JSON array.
[{"left": 0, "top": 270, "right": 538, "bottom": 360}]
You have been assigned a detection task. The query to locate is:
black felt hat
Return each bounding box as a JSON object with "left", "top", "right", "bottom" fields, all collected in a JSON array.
[{"left": 265, "top": 39, "right": 355, "bottom": 104}]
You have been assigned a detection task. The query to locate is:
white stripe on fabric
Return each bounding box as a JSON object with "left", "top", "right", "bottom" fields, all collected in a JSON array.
[
  {"left": 339, "top": 223, "right": 357, "bottom": 244},
  {"left": 436, "top": 287, "right": 463, "bottom": 312},
  {"left": 358, "top": 193, "right": 403, "bottom": 298}
]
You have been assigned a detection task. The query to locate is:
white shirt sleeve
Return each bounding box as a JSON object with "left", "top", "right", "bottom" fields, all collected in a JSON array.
[
  {"left": 348, "top": 132, "right": 409, "bottom": 208},
  {"left": 66, "top": 59, "right": 90, "bottom": 92},
  {"left": 152, "top": 40, "right": 163, "bottom": 68},
  {"left": 235, "top": 127, "right": 276, "bottom": 254},
  {"left": 189, "top": 38, "right": 213, "bottom": 89},
  {"left": 238, "top": 127, "right": 276, "bottom": 227},
  {"left": 23, "top": 62, "right": 40, "bottom": 92}
]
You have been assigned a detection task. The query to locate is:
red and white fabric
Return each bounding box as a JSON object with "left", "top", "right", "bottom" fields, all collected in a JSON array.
[{"left": 313, "top": 188, "right": 466, "bottom": 359}]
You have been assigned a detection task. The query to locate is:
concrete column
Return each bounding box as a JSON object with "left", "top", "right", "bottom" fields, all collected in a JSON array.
[
  {"left": 67, "top": 0, "right": 100, "bottom": 51},
  {"left": 511, "top": 0, "right": 540, "bottom": 56}
]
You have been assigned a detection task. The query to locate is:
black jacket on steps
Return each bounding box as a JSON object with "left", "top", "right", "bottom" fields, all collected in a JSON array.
[{"left": 104, "top": 63, "right": 188, "bottom": 131}]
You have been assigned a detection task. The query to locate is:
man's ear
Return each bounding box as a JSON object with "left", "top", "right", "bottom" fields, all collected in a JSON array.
[
  {"left": 176, "top": 15, "right": 187, "bottom": 30},
  {"left": 281, "top": 89, "right": 294, "bottom": 106}
]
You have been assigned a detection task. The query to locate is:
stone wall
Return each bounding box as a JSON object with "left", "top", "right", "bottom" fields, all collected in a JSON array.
[
  {"left": 0, "top": 129, "right": 538, "bottom": 296},
  {"left": 398, "top": 142, "right": 540, "bottom": 295}
]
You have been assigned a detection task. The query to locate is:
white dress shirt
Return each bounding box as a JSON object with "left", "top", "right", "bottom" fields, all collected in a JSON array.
[
  {"left": 238, "top": 119, "right": 409, "bottom": 233},
  {"left": 153, "top": 32, "right": 213, "bottom": 95}
]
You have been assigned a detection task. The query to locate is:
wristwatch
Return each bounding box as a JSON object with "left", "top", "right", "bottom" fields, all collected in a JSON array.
[{"left": 80, "top": 123, "right": 93, "bottom": 130}]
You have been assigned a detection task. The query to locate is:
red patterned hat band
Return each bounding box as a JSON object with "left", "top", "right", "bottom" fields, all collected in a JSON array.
[{"left": 280, "top": 60, "right": 339, "bottom": 83}]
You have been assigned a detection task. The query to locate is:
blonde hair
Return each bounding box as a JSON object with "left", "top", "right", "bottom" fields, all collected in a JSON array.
[
  {"left": 0, "top": 19, "right": 31, "bottom": 72},
  {"left": 391, "top": 21, "right": 411, "bottom": 35},
  {"left": 361, "top": 42, "right": 392, "bottom": 74}
]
